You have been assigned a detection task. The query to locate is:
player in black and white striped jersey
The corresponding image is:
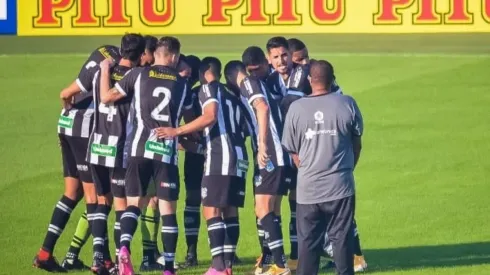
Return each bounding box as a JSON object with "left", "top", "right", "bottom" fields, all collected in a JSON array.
[
  {"left": 33, "top": 45, "right": 120, "bottom": 273},
  {"left": 156, "top": 57, "right": 249, "bottom": 275},
  {"left": 110, "top": 36, "right": 188, "bottom": 275},
  {"left": 224, "top": 61, "right": 291, "bottom": 275},
  {"left": 87, "top": 34, "right": 147, "bottom": 274}
]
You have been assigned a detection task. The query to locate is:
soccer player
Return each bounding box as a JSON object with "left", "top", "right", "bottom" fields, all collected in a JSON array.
[
  {"left": 264, "top": 36, "right": 309, "bottom": 271},
  {"left": 104, "top": 36, "right": 186, "bottom": 275},
  {"left": 242, "top": 46, "right": 271, "bottom": 82},
  {"left": 141, "top": 35, "right": 158, "bottom": 66},
  {"left": 178, "top": 55, "right": 207, "bottom": 269},
  {"left": 33, "top": 45, "right": 120, "bottom": 273},
  {"left": 88, "top": 33, "right": 147, "bottom": 274},
  {"left": 157, "top": 57, "right": 247, "bottom": 275},
  {"left": 224, "top": 61, "right": 291, "bottom": 275}
]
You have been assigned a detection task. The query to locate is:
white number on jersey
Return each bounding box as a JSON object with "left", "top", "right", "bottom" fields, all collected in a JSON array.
[
  {"left": 85, "top": 60, "right": 97, "bottom": 70},
  {"left": 99, "top": 103, "right": 117, "bottom": 122},
  {"left": 226, "top": 99, "right": 240, "bottom": 134},
  {"left": 151, "top": 87, "right": 171, "bottom": 122}
]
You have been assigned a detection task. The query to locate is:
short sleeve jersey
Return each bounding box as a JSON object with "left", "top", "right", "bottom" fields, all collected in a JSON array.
[
  {"left": 87, "top": 65, "right": 132, "bottom": 167},
  {"left": 115, "top": 65, "right": 188, "bottom": 165},
  {"left": 58, "top": 45, "right": 120, "bottom": 138}
]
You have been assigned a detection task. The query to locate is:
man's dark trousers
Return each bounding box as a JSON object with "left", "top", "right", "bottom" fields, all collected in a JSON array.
[{"left": 296, "top": 195, "right": 355, "bottom": 275}]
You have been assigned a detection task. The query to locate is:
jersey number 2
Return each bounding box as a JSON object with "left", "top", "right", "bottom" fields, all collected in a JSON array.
[{"left": 151, "top": 87, "right": 171, "bottom": 122}]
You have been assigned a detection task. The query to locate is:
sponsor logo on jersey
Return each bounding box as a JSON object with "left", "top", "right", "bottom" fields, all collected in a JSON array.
[
  {"left": 111, "top": 72, "right": 124, "bottom": 81},
  {"left": 145, "top": 141, "right": 172, "bottom": 156},
  {"left": 98, "top": 47, "right": 112, "bottom": 59},
  {"left": 149, "top": 70, "right": 176, "bottom": 81},
  {"left": 91, "top": 143, "right": 117, "bottom": 157},
  {"left": 58, "top": 115, "right": 74, "bottom": 129}
]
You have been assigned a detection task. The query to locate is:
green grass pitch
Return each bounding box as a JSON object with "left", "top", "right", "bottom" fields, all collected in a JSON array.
[{"left": 0, "top": 34, "right": 489, "bottom": 275}]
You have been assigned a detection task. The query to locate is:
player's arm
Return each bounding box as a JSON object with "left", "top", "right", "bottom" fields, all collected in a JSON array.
[
  {"left": 156, "top": 84, "right": 218, "bottom": 139},
  {"left": 59, "top": 81, "right": 83, "bottom": 109},
  {"left": 241, "top": 78, "right": 270, "bottom": 167},
  {"left": 99, "top": 58, "right": 125, "bottom": 104},
  {"left": 351, "top": 98, "right": 364, "bottom": 168}
]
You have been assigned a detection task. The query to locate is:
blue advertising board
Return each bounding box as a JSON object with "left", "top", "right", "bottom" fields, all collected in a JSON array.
[{"left": 0, "top": 0, "right": 16, "bottom": 35}]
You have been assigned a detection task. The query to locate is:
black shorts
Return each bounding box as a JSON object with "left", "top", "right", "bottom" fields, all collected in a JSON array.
[
  {"left": 253, "top": 166, "right": 287, "bottom": 196},
  {"left": 201, "top": 175, "right": 246, "bottom": 208},
  {"left": 59, "top": 134, "right": 93, "bottom": 183},
  {"left": 90, "top": 165, "right": 126, "bottom": 198},
  {"left": 125, "top": 157, "right": 179, "bottom": 201},
  {"left": 285, "top": 166, "right": 298, "bottom": 191},
  {"left": 184, "top": 152, "right": 205, "bottom": 191}
]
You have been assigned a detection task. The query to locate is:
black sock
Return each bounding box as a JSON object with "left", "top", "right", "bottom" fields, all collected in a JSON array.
[
  {"left": 42, "top": 196, "right": 78, "bottom": 253},
  {"left": 353, "top": 221, "right": 363, "bottom": 256},
  {"left": 257, "top": 217, "right": 272, "bottom": 258},
  {"left": 224, "top": 217, "right": 239, "bottom": 268},
  {"left": 114, "top": 211, "right": 123, "bottom": 258},
  {"left": 207, "top": 217, "right": 226, "bottom": 271},
  {"left": 289, "top": 200, "right": 298, "bottom": 260},
  {"left": 261, "top": 212, "right": 286, "bottom": 268},
  {"left": 120, "top": 206, "right": 141, "bottom": 253},
  {"left": 184, "top": 204, "right": 201, "bottom": 257},
  {"left": 92, "top": 204, "right": 111, "bottom": 261},
  {"left": 86, "top": 203, "right": 97, "bottom": 233},
  {"left": 161, "top": 214, "right": 178, "bottom": 272}
]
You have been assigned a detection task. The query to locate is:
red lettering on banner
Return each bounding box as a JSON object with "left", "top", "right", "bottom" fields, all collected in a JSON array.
[
  {"left": 140, "top": 0, "right": 175, "bottom": 26},
  {"left": 273, "top": 0, "right": 302, "bottom": 25},
  {"left": 104, "top": 0, "right": 132, "bottom": 27},
  {"left": 484, "top": 0, "right": 490, "bottom": 23},
  {"left": 203, "top": 0, "right": 243, "bottom": 25},
  {"left": 33, "top": 0, "right": 74, "bottom": 27},
  {"left": 374, "top": 0, "right": 414, "bottom": 24},
  {"left": 310, "top": 0, "right": 345, "bottom": 25},
  {"left": 72, "top": 0, "right": 99, "bottom": 27},
  {"left": 446, "top": 0, "right": 473, "bottom": 24},
  {"left": 242, "top": 0, "right": 269, "bottom": 25},
  {"left": 413, "top": 0, "right": 441, "bottom": 24}
]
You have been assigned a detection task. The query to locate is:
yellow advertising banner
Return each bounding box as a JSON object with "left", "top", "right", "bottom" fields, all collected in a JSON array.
[{"left": 17, "top": 0, "right": 490, "bottom": 36}]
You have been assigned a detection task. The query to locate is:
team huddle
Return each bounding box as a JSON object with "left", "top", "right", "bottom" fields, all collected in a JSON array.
[{"left": 32, "top": 34, "right": 367, "bottom": 275}]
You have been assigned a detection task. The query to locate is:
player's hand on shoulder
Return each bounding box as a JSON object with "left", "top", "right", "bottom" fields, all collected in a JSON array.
[{"left": 99, "top": 57, "right": 116, "bottom": 71}]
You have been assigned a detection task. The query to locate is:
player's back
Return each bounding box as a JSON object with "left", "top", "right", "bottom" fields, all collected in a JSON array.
[
  {"left": 137, "top": 65, "right": 187, "bottom": 129},
  {"left": 88, "top": 64, "right": 133, "bottom": 167},
  {"left": 122, "top": 65, "right": 187, "bottom": 165}
]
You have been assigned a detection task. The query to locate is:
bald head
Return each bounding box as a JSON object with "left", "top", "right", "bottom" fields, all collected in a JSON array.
[{"left": 309, "top": 60, "right": 334, "bottom": 93}]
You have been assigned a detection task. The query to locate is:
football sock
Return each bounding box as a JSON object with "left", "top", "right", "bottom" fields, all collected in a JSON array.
[
  {"left": 161, "top": 214, "right": 179, "bottom": 272},
  {"left": 224, "top": 217, "right": 239, "bottom": 268},
  {"left": 120, "top": 206, "right": 141, "bottom": 253},
  {"left": 140, "top": 207, "right": 159, "bottom": 263},
  {"left": 41, "top": 196, "right": 78, "bottom": 255},
  {"left": 207, "top": 217, "right": 226, "bottom": 272},
  {"left": 261, "top": 212, "right": 286, "bottom": 268},
  {"left": 66, "top": 211, "right": 90, "bottom": 261},
  {"left": 114, "top": 211, "right": 124, "bottom": 257},
  {"left": 92, "top": 205, "right": 111, "bottom": 261},
  {"left": 184, "top": 203, "right": 201, "bottom": 256}
]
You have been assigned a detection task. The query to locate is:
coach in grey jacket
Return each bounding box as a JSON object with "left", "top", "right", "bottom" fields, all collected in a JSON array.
[{"left": 282, "top": 60, "right": 363, "bottom": 275}]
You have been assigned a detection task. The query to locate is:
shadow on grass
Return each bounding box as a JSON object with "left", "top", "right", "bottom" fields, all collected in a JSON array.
[{"left": 352, "top": 242, "right": 490, "bottom": 273}]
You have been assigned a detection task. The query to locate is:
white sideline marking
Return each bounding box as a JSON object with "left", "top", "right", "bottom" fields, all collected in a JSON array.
[{"left": 0, "top": 52, "right": 489, "bottom": 58}]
